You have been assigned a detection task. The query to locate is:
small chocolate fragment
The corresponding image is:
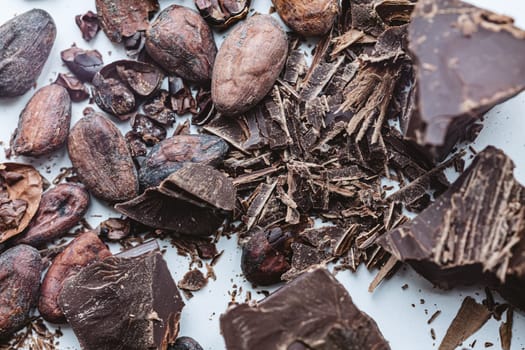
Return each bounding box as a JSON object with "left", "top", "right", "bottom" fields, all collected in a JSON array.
[
  {"left": 38, "top": 231, "right": 111, "bottom": 323},
  {"left": 170, "top": 337, "right": 203, "bottom": 350},
  {"left": 61, "top": 47, "right": 104, "bottom": 82},
  {"left": 59, "top": 251, "right": 183, "bottom": 350},
  {"left": 439, "top": 297, "right": 491, "bottom": 350},
  {"left": 96, "top": 0, "right": 159, "bottom": 43},
  {"left": 55, "top": 73, "right": 90, "bottom": 102},
  {"left": 0, "top": 163, "right": 43, "bottom": 243},
  {"left": 178, "top": 269, "right": 208, "bottom": 291},
  {"left": 379, "top": 147, "right": 525, "bottom": 302},
  {"left": 138, "top": 134, "right": 229, "bottom": 189},
  {"left": 12, "top": 183, "right": 89, "bottom": 248},
  {"left": 75, "top": 11, "right": 100, "bottom": 41},
  {"left": 194, "top": 0, "right": 250, "bottom": 29},
  {"left": 11, "top": 84, "right": 72, "bottom": 157},
  {"left": 0, "top": 245, "right": 43, "bottom": 338},
  {"left": 405, "top": 0, "right": 525, "bottom": 160},
  {"left": 0, "top": 9, "right": 56, "bottom": 97},
  {"left": 220, "top": 268, "right": 390, "bottom": 350}
]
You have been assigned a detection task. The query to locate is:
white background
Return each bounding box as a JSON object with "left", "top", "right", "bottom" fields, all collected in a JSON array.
[{"left": 1, "top": 1, "right": 524, "bottom": 349}]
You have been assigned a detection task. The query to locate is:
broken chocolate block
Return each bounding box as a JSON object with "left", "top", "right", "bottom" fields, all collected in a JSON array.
[
  {"left": 220, "top": 267, "right": 390, "bottom": 350},
  {"left": 405, "top": 0, "right": 525, "bottom": 160},
  {"left": 379, "top": 146, "right": 525, "bottom": 308},
  {"left": 59, "top": 251, "right": 184, "bottom": 350}
]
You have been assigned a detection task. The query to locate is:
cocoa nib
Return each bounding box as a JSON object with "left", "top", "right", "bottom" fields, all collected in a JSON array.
[
  {"left": 68, "top": 112, "right": 139, "bottom": 203},
  {"left": 0, "top": 9, "right": 56, "bottom": 97},
  {"left": 131, "top": 114, "right": 167, "bottom": 146},
  {"left": 98, "top": 218, "right": 131, "bottom": 241},
  {"left": 12, "top": 183, "right": 90, "bottom": 248},
  {"left": 0, "top": 245, "right": 43, "bottom": 338},
  {"left": 0, "top": 163, "right": 43, "bottom": 244},
  {"left": 194, "top": 0, "right": 250, "bottom": 29},
  {"left": 60, "top": 46, "right": 104, "bottom": 82},
  {"left": 11, "top": 84, "right": 72, "bottom": 157},
  {"left": 55, "top": 73, "right": 90, "bottom": 102},
  {"left": 38, "top": 231, "right": 111, "bottom": 324},
  {"left": 59, "top": 251, "right": 184, "bottom": 350},
  {"left": 95, "top": 0, "right": 159, "bottom": 43},
  {"left": 75, "top": 11, "right": 100, "bottom": 42},
  {"left": 220, "top": 268, "right": 390, "bottom": 350},
  {"left": 178, "top": 269, "right": 208, "bottom": 292}
]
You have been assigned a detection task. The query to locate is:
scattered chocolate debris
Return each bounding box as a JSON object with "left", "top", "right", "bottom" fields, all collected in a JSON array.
[
  {"left": 499, "top": 308, "right": 513, "bottom": 350},
  {"left": 427, "top": 310, "right": 441, "bottom": 325}
]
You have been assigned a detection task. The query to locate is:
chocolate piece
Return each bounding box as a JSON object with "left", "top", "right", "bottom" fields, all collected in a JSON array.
[
  {"left": 439, "top": 297, "right": 491, "bottom": 350},
  {"left": 405, "top": 0, "right": 525, "bottom": 160},
  {"left": 379, "top": 147, "right": 525, "bottom": 298},
  {"left": 220, "top": 268, "right": 390, "bottom": 350},
  {"left": 59, "top": 251, "right": 184, "bottom": 350},
  {"left": 75, "top": 11, "right": 100, "bottom": 41}
]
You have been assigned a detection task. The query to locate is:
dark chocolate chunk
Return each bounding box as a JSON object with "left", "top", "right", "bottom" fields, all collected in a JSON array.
[
  {"left": 405, "top": 0, "right": 525, "bottom": 160},
  {"left": 379, "top": 147, "right": 525, "bottom": 305},
  {"left": 59, "top": 251, "right": 184, "bottom": 350},
  {"left": 220, "top": 268, "right": 390, "bottom": 350}
]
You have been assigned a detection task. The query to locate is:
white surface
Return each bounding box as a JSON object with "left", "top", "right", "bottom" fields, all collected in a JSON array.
[{"left": 1, "top": 1, "right": 524, "bottom": 349}]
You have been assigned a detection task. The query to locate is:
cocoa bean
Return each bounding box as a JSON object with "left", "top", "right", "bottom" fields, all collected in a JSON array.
[
  {"left": 12, "top": 184, "right": 90, "bottom": 248},
  {"left": 146, "top": 5, "right": 217, "bottom": 84},
  {"left": 0, "top": 245, "right": 43, "bottom": 338},
  {"left": 0, "top": 9, "right": 56, "bottom": 97},
  {"left": 272, "top": 0, "right": 338, "bottom": 36},
  {"left": 38, "top": 231, "right": 111, "bottom": 323},
  {"left": 68, "top": 112, "right": 139, "bottom": 202},
  {"left": 211, "top": 15, "right": 288, "bottom": 116},
  {"left": 11, "top": 84, "right": 71, "bottom": 157}
]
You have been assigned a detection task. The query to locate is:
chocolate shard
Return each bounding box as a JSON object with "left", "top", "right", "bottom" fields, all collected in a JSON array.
[
  {"left": 59, "top": 251, "right": 184, "bottom": 350},
  {"left": 405, "top": 0, "right": 525, "bottom": 160},
  {"left": 379, "top": 147, "right": 525, "bottom": 297},
  {"left": 220, "top": 267, "right": 391, "bottom": 350}
]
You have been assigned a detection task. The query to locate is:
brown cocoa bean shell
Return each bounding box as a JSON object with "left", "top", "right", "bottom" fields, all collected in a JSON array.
[
  {"left": 68, "top": 113, "right": 139, "bottom": 203},
  {"left": 39, "top": 231, "right": 111, "bottom": 323},
  {"left": 211, "top": 14, "right": 288, "bottom": 116},
  {"left": 0, "top": 245, "right": 43, "bottom": 338},
  {"left": 12, "top": 184, "right": 90, "bottom": 248},
  {"left": 272, "top": 0, "right": 338, "bottom": 36},
  {"left": 11, "top": 84, "right": 72, "bottom": 157},
  {"left": 0, "top": 9, "right": 56, "bottom": 97},
  {"left": 146, "top": 5, "right": 217, "bottom": 84},
  {"left": 138, "top": 134, "right": 229, "bottom": 189}
]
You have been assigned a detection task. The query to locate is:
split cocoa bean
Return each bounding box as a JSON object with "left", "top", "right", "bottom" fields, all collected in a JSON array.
[
  {"left": 11, "top": 84, "right": 71, "bottom": 157},
  {"left": 272, "top": 0, "right": 338, "bottom": 36}
]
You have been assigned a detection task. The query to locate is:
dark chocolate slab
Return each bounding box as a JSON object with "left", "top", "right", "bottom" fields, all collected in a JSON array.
[
  {"left": 59, "top": 251, "right": 184, "bottom": 350},
  {"left": 405, "top": 0, "right": 525, "bottom": 160},
  {"left": 220, "top": 267, "right": 390, "bottom": 350}
]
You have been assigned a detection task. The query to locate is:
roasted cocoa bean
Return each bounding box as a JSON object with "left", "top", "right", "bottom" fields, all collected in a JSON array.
[
  {"left": 0, "top": 9, "right": 56, "bottom": 97},
  {"left": 211, "top": 15, "right": 288, "bottom": 116},
  {"left": 96, "top": 0, "right": 159, "bottom": 43},
  {"left": 272, "top": 0, "right": 339, "bottom": 36},
  {"left": 12, "top": 184, "right": 90, "bottom": 248},
  {"left": 138, "top": 134, "right": 229, "bottom": 188},
  {"left": 11, "top": 84, "right": 71, "bottom": 157},
  {"left": 146, "top": 5, "right": 217, "bottom": 84},
  {"left": 0, "top": 245, "right": 43, "bottom": 338},
  {"left": 55, "top": 73, "right": 90, "bottom": 102},
  {"left": 60, "top": 47, "right": 104, "bottom": 82},
  {"left": 68, "top": 112, "right": 139, "bottom": 202},
  {"left": 39, "top": 231, "right": 111, "bottom": 323}
]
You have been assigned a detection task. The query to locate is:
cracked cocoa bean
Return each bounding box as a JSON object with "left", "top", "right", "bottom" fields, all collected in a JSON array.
[
  {"left": 146, "top": 5, "right": 217, "bottom": 84},
  {"left": 0, "top": 9, "right": 56, "bottom": 97},
  {"left": 68, "top": 112, "right": 139, "bottom": 203},
  {"left": 60, "top": 47, "right": 103, "bottom": 82},
  {"left": 39, "top": 231, "right": 111, "bottom": 323},
  {"left": 272, "top": 0, "right": 338, "bottom": 36},
  {"left": 11, "top": 84, "right": 71, "bottom": 157},
  {"left": 0, "top": 245, "right": 43, "bottom": 338},
  {"left": 12, "top": 183, "right": 90, "bottom": 248}
]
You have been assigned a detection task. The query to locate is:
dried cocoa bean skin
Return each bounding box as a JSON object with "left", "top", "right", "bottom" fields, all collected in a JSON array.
[
  {"left": 146, "top": 5, "right": 217, "bottom": 84},
  {"left": 12, "top": 184, "right": 90, "bottom": 248},
  {"left": 38, "top": 231, "right": 111, "bottom": 324},
  {"left": 0, "top": 245, "right": 43, "bottom": 338},
  {"left": 138, "top": 134, "right": 229, "bottom": 189},
  {"left": 272, "top": 0, "right": 338, "bottom": 36},
  {"left": 68, "top": 113, "right": 139, "bottom": 202},
  {"left": 211, "top": 14, "right": 288, "bottom": 116},
  {"left": 0, "top": 9, "right": 56, "bottom": 97},
  {"left": 11, "top": 84, "right": 71, "bottom": 157}
]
